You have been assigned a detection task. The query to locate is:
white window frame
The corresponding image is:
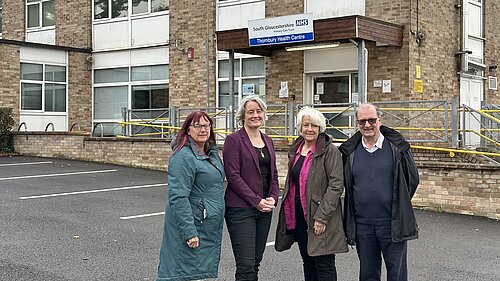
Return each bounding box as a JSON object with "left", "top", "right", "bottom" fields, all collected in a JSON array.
[
  {"left": 92, "top": 64, "right": 169, "bottom": 135},
  {"left": 216, "top": 55, "right": 265, "bottom": 108},
  {"left": 26, "top": 0, "right": 55, "bottom": 30},
  {"left": 20, "top": 62, "right": 67, "bottom": 114},
  {"left": 131, "top": 0, "right": 169, "bottom": 16}
]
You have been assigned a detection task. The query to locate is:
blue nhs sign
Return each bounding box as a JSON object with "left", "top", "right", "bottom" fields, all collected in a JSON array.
[
  {"left": 296, "top": 19, "right": 309, "bottom": 26},
  {"left": 248, "top": 13, "right": 314, "bottom": 47}
]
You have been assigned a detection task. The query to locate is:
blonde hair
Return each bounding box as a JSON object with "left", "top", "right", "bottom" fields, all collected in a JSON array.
[{"left": 235, "top": 95, "right": 268, "bottom": 126}]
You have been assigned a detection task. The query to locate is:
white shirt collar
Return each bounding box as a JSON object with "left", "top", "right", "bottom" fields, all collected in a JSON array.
[{"left": 361, "top": 133, "right": 384, "bottom": 153}]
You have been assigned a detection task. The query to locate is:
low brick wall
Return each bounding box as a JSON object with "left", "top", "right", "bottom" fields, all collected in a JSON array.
[{"left": 12, "top": 132, "right": 500, "bottom": 220}]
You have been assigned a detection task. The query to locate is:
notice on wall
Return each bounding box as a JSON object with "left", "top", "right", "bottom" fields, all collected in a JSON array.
[
  {"left": 382, "top": 80, "right": 392, "bottom": 93},
  {"left": 316, "top": 82, "right": 324, "bottom": 95},
  {"left": 243, "top": 84, "right": 255, "bottom": 95},
  {"left": 414, "top": 79, "right": 423, "bottom": 93},
  {"left": 279, "top": 81, "right": 289, "bottom": 98}
]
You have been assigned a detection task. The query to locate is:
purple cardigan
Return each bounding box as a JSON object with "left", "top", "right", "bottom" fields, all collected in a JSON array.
[{"left": 223, "top": 128, "right": 280, "bottom": 208}]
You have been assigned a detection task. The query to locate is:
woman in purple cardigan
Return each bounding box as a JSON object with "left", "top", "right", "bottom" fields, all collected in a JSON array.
[{"left": 223, "top": 95, "right": 280, "bottom": 281}]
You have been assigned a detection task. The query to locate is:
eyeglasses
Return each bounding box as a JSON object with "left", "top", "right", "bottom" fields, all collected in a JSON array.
[
  {"left": 190, "top": 124, "right": 211, "bottom": 130},
  {"left": 357, "top": 118, "right": 378, "bottom": 126}
]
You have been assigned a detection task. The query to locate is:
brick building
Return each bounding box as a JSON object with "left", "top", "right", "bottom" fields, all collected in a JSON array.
[{"left": 0, "top": 0, "right": 498, "bottom": 138}]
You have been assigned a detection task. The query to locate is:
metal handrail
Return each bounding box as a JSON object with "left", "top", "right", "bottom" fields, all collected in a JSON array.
[
  {"left": 45, "top": 123, "right": 54, "bottom": 131},
  {"left": 18, "top": 122, "right": 27, "bottom": 131},
  {"left": 69, "top": 123, "right": 79, "bottom": 131},
  {"left": 92, "top": 123, "right": 104, "bottom": 137}
]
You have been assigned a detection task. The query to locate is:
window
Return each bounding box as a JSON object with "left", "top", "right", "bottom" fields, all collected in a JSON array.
[
  {"left": 217, "top": 57, "right": 265, "bottom": 107},
  {"left": 0, "top": 0, "right": 3, "bottom": 35},
  {"left": 132, "top": 0, "right": 169, "bottom": 15},
  {"left": 94, "top": 64, "right": 169, "bottom": 122},
  {"left": 20, "top": 62, "right": 67, "bottom": 112},
  {"left": 94, "top": 0, "right": 129, "bottom": 20},
  {"left": 27, "top": 0, "right": 55, "bottom": 29}
]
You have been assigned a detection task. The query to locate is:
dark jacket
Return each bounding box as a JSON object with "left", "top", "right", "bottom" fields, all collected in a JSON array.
[
  {"left": 157, "top": 138, "right": 225, "bottom": 281},
  {"left": 339, "top": 125, "right": 420, "bottom": 245},
  {"left": 275, "top": 133, "right": 348, "bottom": 256},
  {"left": 223, "top": 128, "right": 280, "bottom": 208}
]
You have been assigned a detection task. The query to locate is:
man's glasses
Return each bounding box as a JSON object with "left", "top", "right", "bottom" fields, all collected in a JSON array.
[
  {"left": 190, "top": 124, "right": 211, "bottom": 130},
  {"left": 357, "top": 118, "right": 378, "bottom": 126}
]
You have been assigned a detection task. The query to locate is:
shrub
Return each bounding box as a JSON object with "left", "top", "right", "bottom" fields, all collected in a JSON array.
[{"left": 0, "top": 107, "right": 15, "bottom": 153}]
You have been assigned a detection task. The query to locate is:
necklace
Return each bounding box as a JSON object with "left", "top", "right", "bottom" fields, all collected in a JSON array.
[{"left": 256, "top": 146, "right": 265, "bottom": 158}]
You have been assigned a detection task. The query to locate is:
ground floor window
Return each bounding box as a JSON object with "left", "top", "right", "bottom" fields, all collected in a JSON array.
[
  {"left": 20, "top": 62, "right": 67, "bottom": 112},
  {"left": 93, "top": 64, "right": 169, "bottom": 136},
  {"left": 217, "top": 56, "right": 265, "bottom": 107}
]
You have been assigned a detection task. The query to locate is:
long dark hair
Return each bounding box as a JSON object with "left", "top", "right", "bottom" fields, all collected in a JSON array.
[{"left": 172, "top": 111, "right": 216, "bottom": 154}]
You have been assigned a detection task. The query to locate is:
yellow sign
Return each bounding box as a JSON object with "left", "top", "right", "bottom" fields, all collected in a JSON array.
[
  {"left": 416, "top": 65, "right": 421, "bottom": 79},
  {"left": 414, "top": 79, "right": 423, "bottom": 93}
]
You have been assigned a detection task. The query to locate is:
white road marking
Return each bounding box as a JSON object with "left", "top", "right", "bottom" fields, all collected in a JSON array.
[
  {"left": 0, "top": 161, "right": 53, "bottom": 167},
  {"left": 19, "top": 183, "right": 167, "bottom": 200},
  {"left": 120, "top": 212, "right": 165, "bottom": 220},
  {"left": 0, "top": 169, "right": 117, "bottom": 181},
  {"left": 266, "top": 241, "right": 275, "bottom": 247}
]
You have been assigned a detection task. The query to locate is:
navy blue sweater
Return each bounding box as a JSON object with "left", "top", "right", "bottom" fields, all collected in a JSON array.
[{"left": 352, "top": 138, "right": 394, "bottom": 225}]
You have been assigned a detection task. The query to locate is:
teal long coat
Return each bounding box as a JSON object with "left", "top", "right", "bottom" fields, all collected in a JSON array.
[{"left": 157, "top": 140, "right": 225, "bottom": 281}]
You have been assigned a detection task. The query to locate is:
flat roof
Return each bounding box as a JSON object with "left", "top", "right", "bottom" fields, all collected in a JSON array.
[{"left": 216, "top": 15, "right": 404, "bottom": 56}]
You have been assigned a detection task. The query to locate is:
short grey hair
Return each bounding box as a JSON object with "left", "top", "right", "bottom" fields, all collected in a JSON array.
[
  {"left": 296, "top": 106, "right": 326, "bottom": 133},
  {"left": 236, "top": 95, "right": 268, "bottom": 126},
  {"left": 356, "top": 103, "right": 382, "bottom": 118}
]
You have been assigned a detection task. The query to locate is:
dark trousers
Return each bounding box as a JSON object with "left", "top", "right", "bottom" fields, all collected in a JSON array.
[
  {"left": 294, "top": 205, "right": 337, "bottom": 281},
  {"left": 355, "top": 223, "right": 408, "bottom": 281},
  {"left": 225, "top": 207, "right": 272, "bottom": 281}
]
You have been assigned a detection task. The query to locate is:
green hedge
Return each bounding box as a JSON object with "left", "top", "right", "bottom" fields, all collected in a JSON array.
[{"left": 0, "top": 107, "right": 15, "bottom": 153}]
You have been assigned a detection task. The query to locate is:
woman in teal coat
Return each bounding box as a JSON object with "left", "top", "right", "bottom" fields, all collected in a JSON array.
[{"left": 157, "top": 111, "right": 225, "bottom": 281}]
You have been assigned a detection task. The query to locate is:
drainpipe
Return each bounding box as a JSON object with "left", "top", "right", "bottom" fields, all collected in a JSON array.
[{"left": 228, "top": 49, "right": 235, "bottom": 131}]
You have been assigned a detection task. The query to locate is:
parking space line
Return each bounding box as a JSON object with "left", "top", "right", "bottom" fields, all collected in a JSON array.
[
  {"left": 120, "top": 212, "right": 165, "bottom": 220},
  {"left": 0, "top": 161, "right": 53, "bottom": 167},
  {"left": 0, "top": 169, "right": 117, "bottom": 181},
  {"left": 19, "top": 183, "right": 167, "bottom": 200},
  {"left": 266, "top": 241, "right": 275, "bottom": 247}
]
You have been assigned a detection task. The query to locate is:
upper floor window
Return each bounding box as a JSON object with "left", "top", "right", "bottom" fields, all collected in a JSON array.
[
  {"left": 27, "top": 0, "right": 55, "bottom": 29},
  {"left": 20, "top": 62, "right": 67, "bottom": 112},
  {"left": 94, "top": 0, "right": 128, "bottom": 20},
  {"left": 0, "top": 0, "right": 3, "bottom": 36},
  {"left": 132, "top": 0, "right": 169, "bottom": 15}
]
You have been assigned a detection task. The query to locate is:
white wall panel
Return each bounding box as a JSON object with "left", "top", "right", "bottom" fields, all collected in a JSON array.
[
  {"left": 131, "top": 14, "right": 169, "bottom": 47},
  {"left": 131, "top": 46, "right": 169, "bottom": 65},
  {"left": 26, "top": 29, "right": 56, "bottom": 45},
  {"left": 20, "top": 114, "right": 67, "bottom": 131},
  {"left": 93, "top": 51, "right": 130, "bottom": 68},
  {"left": 93, "top": 20, "right": 130, "bottom": 51},
  {"left": 20, "top": 46, "right": 66, "bottom": 64},
  {"left": 305, "top": 0, "right": 364, "bottom": 19},
  {"left": 217, "top": 0, "right": 265, "bottom": 31},
  {"left": 304, "top": 46, "right": 358, "bottom": 73}
]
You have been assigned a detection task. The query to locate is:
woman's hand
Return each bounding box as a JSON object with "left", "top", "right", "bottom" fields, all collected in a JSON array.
[
  {"left": 187, "top": 236, "right": 199, "bottom": 248},
  {"left": 313, "top": 221, "right": 326, "bottom": 235},
  {"left": 256, "top": 198, "right": 275, "bottom": 212}
]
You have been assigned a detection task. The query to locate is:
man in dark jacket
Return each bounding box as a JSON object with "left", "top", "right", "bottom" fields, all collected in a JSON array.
[{"left": 339, "top": 103, "right": 419, "bottom": 281}]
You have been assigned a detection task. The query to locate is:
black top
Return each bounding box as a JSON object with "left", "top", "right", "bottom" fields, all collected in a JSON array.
[
  {"left": 254, "top": 146, "right": 271, "bottom": 197},
  {"left": 291, "top": 155, "right": 306, "bottom": 208}
]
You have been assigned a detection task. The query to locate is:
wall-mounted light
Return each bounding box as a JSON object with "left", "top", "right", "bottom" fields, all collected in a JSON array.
[{"left": 285, "top": 42, "right": 340, "bottom": 52}]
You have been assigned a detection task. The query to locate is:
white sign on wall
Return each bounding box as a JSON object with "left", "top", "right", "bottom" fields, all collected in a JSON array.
[{"left": 248, "top": 13, "right": 314, "bottom": 47}]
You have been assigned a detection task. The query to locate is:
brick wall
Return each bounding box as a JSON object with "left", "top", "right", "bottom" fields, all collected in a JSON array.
[
  {"left": 484, "top": 0, "right": 500, "bottom": 104},
  {"left": 0, "top": 44, "right": 20, "bottom": 121},
  {"left": 67, "top": 52, "right": 93, "bottom": 132},
  {"left": 2, "top": 0, "right": 25, "bottom": 40},
  {"left": 56, "top": 0, "right": 92, "bottom": 48},
  {"left": 168, "top": 0, "right": 217, "bottom": 107},
  {"left": 12, "top": 132, "right": 500, "bottom": 220}
]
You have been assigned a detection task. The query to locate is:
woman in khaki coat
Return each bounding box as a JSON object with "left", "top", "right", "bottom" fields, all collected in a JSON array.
[{"left": 275, "top": 106, "right": 348, "bottom": 281}]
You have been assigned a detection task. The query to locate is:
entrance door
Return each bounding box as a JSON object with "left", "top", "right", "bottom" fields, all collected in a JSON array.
[
  {"left": 460, "top": 77, "right": 483, "bottom": 147},
  {"left": 312, "top": 76, "right": 350, "bottom": 139}
]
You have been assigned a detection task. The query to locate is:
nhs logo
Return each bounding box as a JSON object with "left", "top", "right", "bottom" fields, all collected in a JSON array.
[{"left": 296, "top": 19, "right": 309, "bottom": 26}]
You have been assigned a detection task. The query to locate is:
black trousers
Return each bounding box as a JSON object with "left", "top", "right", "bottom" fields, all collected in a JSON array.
[
  {"left": 355, "top": 222, "right": 408, "bottom": 281},
  {"left": 294, "top": 204, "right": 337, "bottom": 281},
  {"left": 225, "top": 207, "right": 272, "bottom": 281}
]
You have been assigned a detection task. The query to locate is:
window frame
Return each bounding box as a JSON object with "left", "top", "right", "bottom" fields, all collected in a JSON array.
[
  {"left": 20, "top": 62, "right": 67, "bottom": 114},
  {"left": 93, "top": 0, "right": 169, "bottom": 20},
  {"left": 216, "top": 56, "right": 266, "bottom": 108},
  {"left": 0, "top": 0, "right": 3, "bottom": 37},
  {"left": 26, "top": 0, "right": 55, "bottom": 30}
]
